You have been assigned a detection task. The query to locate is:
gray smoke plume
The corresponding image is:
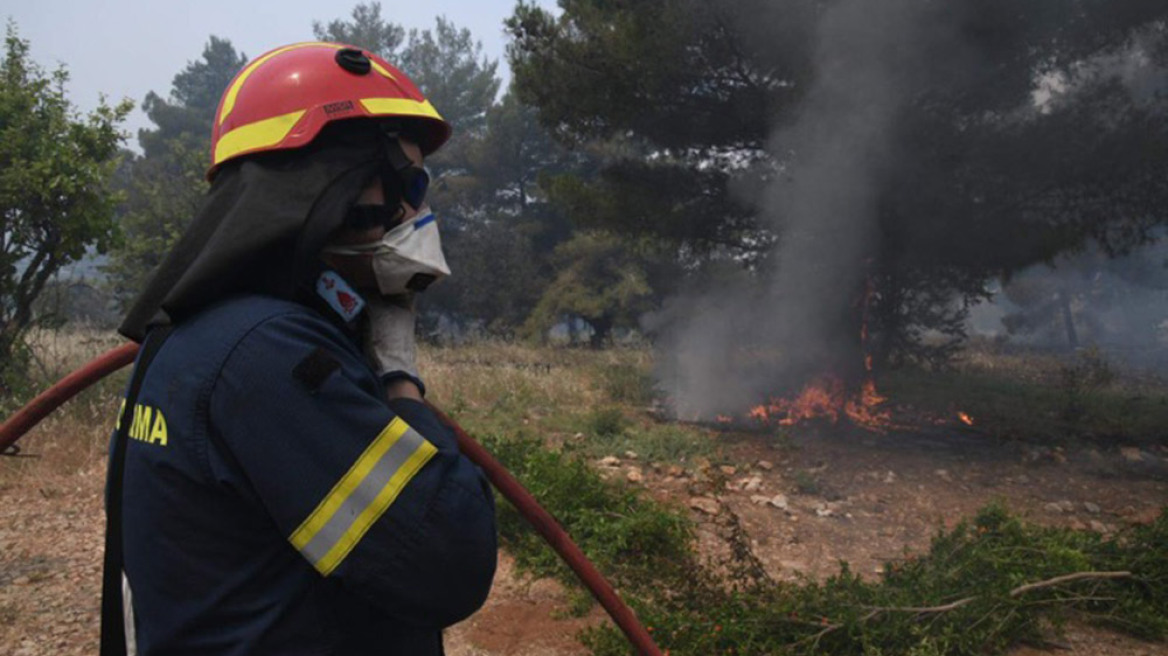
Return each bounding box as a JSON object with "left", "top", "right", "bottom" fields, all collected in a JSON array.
[{"left": 655, "top": 0, "right": 931, "bottom": 419}]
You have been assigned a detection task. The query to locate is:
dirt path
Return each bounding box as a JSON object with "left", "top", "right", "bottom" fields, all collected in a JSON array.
[
  {"left": 0, "top": 452, "right": 593, "bottom": 656},
  {"left": 2, "top": 423, "right": 1166, "bottom": 655},
  {"left": 686, "top": 426, "right": 1168, "bottom": 584}
]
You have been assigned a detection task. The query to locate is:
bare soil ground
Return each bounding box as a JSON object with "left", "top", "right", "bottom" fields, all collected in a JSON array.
[{"left": 3, "top": 420, "right": 1164, "bottom": 655}]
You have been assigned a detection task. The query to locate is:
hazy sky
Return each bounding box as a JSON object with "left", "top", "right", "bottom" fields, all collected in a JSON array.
[{"left": 4, "top": 1, "right": 557, "bottom": 144}]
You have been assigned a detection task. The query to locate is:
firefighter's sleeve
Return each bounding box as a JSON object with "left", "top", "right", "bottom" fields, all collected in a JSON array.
[{"left": 208, "top": 313, "right": 497, "bottom": 628}]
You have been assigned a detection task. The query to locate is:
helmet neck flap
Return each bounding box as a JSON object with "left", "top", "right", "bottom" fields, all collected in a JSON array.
[{"left": 119, "top": 121, "right": 387, "bottom": 342}]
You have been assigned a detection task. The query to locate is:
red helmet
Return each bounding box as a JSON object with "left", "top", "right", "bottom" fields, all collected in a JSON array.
[{"left": 207, "top": 42, "right": 451, "bottom": 180}]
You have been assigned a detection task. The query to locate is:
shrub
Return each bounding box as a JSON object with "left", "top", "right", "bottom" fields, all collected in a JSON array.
[
  {"left": 596, "top": 361, "right": 656, "bottom": 405},
  {"left": 479, "top": 431, "right": 695, "bottom": 597},
  {"left": 586, "top": 407, "right": 629, "bottom": 439},
  {"left": 1058, "top": 347, "right": 1116, "bottom": 422},
  {"left": 582, "top": 504, "right": 1168, "bottom": 655}
]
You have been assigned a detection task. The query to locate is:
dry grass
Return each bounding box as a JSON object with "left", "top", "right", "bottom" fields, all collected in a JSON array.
[
  {"left": 1, "top": 330, "right": 658, "bottom": 486},
  {"left": 2, "top": 327, "right": 127, "bottom": 485},
  {"left": 425, "top": 342, "right": 650, "bottom": 408},
  {"left": 23, "top": 325, "right": 125, "bottom": 381}
]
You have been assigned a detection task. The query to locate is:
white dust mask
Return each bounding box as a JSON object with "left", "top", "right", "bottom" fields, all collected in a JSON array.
[{"left": 323, "top": 206, "right": 451, "bottom": 296}]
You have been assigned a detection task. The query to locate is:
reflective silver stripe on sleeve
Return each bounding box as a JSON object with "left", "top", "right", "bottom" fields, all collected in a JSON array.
[{"left": 289, "top": 418, "right": 437, "bottom": 575}]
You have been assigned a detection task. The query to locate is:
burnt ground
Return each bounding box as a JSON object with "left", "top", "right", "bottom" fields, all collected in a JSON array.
[{"left": 2, "top": 423, "right": 1167, "bottom": 655}]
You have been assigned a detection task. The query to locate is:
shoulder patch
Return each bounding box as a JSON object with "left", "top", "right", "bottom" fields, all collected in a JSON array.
[
  {"left": 293, "top": 348, "right": 342, "bottom": 393},
  {"left": 316, "top": 270, "right": 366, "bottom": 322}
]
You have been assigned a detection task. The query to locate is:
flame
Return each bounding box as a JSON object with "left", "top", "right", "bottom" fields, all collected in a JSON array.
[
  {"left": 957, "top": 412, "right": 974, "bottom": 426},
  {"left": 715, "top": 414, "right": 733, "bottom": 424},
  {"left": 738, "top": 272, "right": 895, "bottom": 431},
  {"left": 748, "top": 375, "right": 891, "bottom": 431}
]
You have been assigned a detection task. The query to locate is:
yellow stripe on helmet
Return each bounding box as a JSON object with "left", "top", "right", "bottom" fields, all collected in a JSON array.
[
  {"left": 359, "top": 97, "right": 444, "bottom": 122},
  {"left": 369, "top": 60, "right": 398, "bottom": 82},
  {"left": 213, "top": 109, "right": 307, "bottom": 166},
  {"left": 218, "top": 42, "right": 343, "bottom": 126}
]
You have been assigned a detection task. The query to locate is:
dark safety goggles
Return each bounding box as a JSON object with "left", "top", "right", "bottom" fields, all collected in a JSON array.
[
  {"left": 342, "top": 125, "right": 433, "bottom": 231},
  {"left": 392, "top": 163, "right": 430, "bottom": 210},
  {"left": 380, "top": 125, "right": 430, "bottom": 210}
]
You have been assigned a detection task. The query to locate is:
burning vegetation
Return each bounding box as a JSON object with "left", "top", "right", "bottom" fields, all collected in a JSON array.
[{"left": 713, "top": 278, "right": 976, "bottom": 432}]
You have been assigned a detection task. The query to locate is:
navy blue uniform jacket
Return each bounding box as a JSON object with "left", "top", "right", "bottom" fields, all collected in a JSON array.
[{"left": 116, "top": 294, "right": 497, "bottom": 655}]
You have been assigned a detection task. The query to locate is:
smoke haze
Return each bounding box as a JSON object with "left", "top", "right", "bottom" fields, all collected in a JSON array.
[
  {"left": 657, "top": 0, "right": 933, "bottom": 418},
  {"left": 970, "top": 241, "right": 1168, "bottom": 370}
]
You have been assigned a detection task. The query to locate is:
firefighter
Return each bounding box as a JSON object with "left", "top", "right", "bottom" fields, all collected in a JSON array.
[{"left": 106, "top": 43, "right": 497, "bottom": 655}]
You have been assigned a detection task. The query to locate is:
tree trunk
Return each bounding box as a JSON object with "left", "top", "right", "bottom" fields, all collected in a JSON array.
[
  {"left": 1059, "top": 289, "right": 1079, "bottom": 349},
  {"left": 589, "top": 315, "right": 613, "bottom": 349}
]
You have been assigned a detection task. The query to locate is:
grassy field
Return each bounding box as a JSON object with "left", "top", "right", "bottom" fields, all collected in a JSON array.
[{"left": 884, "top": 341, "right": 1168, "bottom": 448}]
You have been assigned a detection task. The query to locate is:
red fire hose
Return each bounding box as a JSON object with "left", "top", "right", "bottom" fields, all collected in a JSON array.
[{"left": 0, "top": 343, "right": 662, "bottom": 656}]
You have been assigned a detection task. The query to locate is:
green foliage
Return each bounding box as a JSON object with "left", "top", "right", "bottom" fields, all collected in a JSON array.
[
  {"left": 105, "top": 37, "right": 243, "bottom": 308},
  {"left": 0, "top": 22, "right": 131, "bottom": 397},
  {"left": 312, "top": 2, "right": 404, "bottom": 58},
  {"left": 137, "top": 36, "right": 246, "bottom": 159},
  {"left": 594, "top": 360, "right": 656, "bottom": 405},
  {"left": 507, "top": 0, "right": 1168, "bottom": 366},
  {"left": 424, "top": 89, "right": 581, "bottom": 334},
  {"left": 1058, "top": 347, "right": 1117, "bottom": 422},
  {"left": 523, "top": 232, "right": 658, "bottom": 346},
  {"left": 400, "top": 16, "right": 499, "bottom": 136},
  {"left": 0, "top": 340, "right": 34, "bottom": 412},
  {"left": 574, "top": 420, "right": 716, "bottom": 465},
  {"left": 505, "top": 0, "right": 808, "bottom": 252},
  {"left": 105, "top": 136, "right": 208, "bottom": 306},
  {"left": 584, "top": 407, "right": 628, "bottom": 439},
  {"left": 582, "top": 504, "right": 1168, "bottom": 655},
  {"left": 793, "top": 470, "right": 823, "bottom": 496},
  {"left": 478, "top": 431, "right": 696, "bottom": 596}
]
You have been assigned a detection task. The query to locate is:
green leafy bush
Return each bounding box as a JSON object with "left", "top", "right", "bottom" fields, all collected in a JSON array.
[
  {"left": 585, "top": 407, "right": 629, "bottom": 439},
  {"left": 596, "top": 361, "right": 656, "bottom": 405},
  {"left": 582, "top": 504, "right": 1168, "bottom": 655},
  {"left": 480, "top": 431, "right": 695, "bottom": 597}
]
